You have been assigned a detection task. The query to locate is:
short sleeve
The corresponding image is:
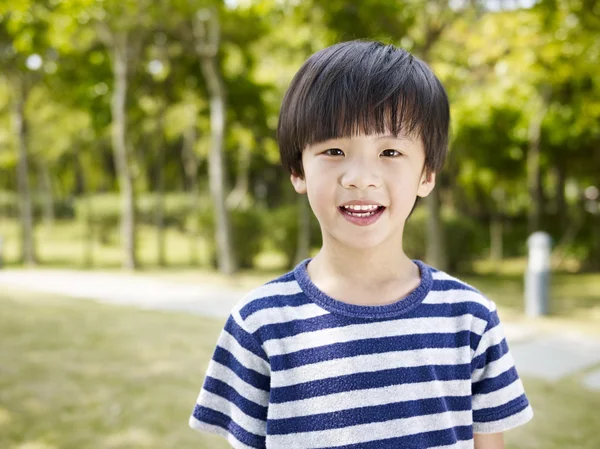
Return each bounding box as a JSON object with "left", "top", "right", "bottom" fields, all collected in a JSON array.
[
  {"left": 189, "top": 313, "right": 270, "bottom": 449},
  {"left": 471, "top": 307, "right": 533, "bottom": 433}
]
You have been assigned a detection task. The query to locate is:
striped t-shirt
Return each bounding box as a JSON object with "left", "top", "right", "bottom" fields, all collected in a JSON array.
[{"left": 190, "top": 259, "right": 533, "bottom": 448}]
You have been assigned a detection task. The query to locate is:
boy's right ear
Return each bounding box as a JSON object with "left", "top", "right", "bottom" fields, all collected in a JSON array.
[{"left": 290, "top": 173, "right": 307, "bottom": 194}]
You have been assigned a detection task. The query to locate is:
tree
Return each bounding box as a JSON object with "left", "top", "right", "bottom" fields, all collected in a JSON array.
[
  {"left": 0, "top": 1, "right": 51, "bottom": 265},
  {"left": 192, "top": 7, "right": 236, "bottom": 274}
]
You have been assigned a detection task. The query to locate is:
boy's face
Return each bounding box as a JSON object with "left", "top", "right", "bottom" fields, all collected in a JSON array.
[{"left": 291, "top": 133, "right": 435, "bottom": 251}]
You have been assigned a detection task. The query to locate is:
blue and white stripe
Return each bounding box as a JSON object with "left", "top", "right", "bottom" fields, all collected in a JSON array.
[{"left": 190, "top": 259, "right": 533, "bottom": 448}]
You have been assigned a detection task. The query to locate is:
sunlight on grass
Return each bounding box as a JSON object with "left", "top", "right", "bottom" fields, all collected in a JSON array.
[
  {"left": 0, "top": 288, "right": 228, "bottom": 449},
  {"left": 463, "top": 272, "right": 600, "bottom": 337},
  {"left": 506, "top": 376, "right": 600, "bottom": 449},
  {"left": 0, "top": 406, "right": 11, "bottom": 426},
  {"left": 1, "top": 288, "right": 599, "bottom": 448},
  {"left": 13, "top": 443, "right": 58, "bottom": 449}
]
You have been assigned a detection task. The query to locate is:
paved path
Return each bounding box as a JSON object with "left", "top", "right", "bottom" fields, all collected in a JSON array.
[
  {"left": 0, "top": 269, "right": 244, "bottom": 318},
  {"left": 1, "top": 268, "right": 600, "bottom": 391}
]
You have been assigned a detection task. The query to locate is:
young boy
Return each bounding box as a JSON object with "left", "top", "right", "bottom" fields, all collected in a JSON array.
[{"left": 189, "top": 40, "right": 533, "bottom": 449}]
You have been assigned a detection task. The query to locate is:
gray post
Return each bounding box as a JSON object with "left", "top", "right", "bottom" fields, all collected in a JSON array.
[{"left": 524, "top": 232, "right": 552, "bottom": 317}]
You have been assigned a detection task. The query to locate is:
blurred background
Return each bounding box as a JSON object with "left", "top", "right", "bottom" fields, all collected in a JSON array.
[{"left": 0, "top": 0, "right": 599, "bottom": 448}]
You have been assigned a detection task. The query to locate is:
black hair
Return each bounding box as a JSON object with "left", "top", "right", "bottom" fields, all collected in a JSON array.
[{"left": 277, "top": 40, "right": 450, "bottom": 177}]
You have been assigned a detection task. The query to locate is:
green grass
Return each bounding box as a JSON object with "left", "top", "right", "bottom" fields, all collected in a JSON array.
[
  {"left": 1, "top": 289, "right": 600, "bottom": 449},
  {"left": 462, "top": 273, "right": 600, "bottom": 337},
  {"left": 505, "top": 376, "right": 600, "bottom": 449},
  {"left": 0, "top": 288, "right": 229, "bottom": 449}
]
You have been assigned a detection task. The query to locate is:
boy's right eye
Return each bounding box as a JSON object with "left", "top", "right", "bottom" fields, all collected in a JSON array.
[{"left": 323, "top": 148, "right": 344, "bottom": 156}]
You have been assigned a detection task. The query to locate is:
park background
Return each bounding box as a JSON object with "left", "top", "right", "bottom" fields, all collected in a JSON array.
[{"left": 0, "top": 0, "right": 599, "bottom": 448}]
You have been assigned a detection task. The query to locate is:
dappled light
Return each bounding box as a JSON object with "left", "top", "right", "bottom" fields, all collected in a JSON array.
[{"left": 0, "top": 0, "right": 598, "bottom": 448}]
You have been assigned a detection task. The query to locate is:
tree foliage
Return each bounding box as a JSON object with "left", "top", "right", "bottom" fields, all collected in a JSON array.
[{"left": 0, "top": 0, "right": 598, "bottom": 270}]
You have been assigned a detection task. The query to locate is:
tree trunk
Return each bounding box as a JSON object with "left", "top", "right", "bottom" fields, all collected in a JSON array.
[
  {"left": 555, "top": 164, "right": 566, "bottom": 230},
  {"left": 111, "top": 32, "right": 137, "bottom": 270},
  {"left": 12, "top": 82, "right": 36, "bottom": 266},
  {"left": 182, "top": 113, "right": 201, "bottom": 265},
  {"left": 38, "top": 161, "right": 55, "bottom": 228},
  {"left": 490, "top": 187, "right": 505, "bottom": 267},
  {"left": 490, "top": 216, "right": 503, "bottom": 262},
  {"left": 419, "top": 38, "right": 448, "bottom": 272},
  {"left": 226, "top": 139, "right": 251, "bottom": 210},
  {"left": 295, "top": 195, "right": 310, "bottom": 266},
  {"left": 527, "top": 107, "right": 544, "bottom": 234},
  {"left": 195, "top": 9, "right": 236, "bottom": 274},
  {"left": 202, "top": 56, "right": 236, "bottom": 274},
  {"left": 527, "top": 89, "right": 550, "bottom": 234},
  {"left": 425, "top": 188, "right": 447, "bottom": 271},
  {"left": 154, "top": 106, "right": 166, "bottom": 267},
  {"left": 74, "top": 152, "right": 94, "bottom": 268}
]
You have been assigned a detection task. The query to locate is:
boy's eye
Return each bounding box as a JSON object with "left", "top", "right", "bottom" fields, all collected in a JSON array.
[
  {"left": 381, "top": 149, "right": 401, "bottom": 157},
  {"left": 324, "top": 148, "right": 344, "bottom": 156}
]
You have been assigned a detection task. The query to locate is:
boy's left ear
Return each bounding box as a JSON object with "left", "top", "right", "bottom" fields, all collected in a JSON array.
[{"left": 416, "top": 171, "right": 436, "bottom": 198}]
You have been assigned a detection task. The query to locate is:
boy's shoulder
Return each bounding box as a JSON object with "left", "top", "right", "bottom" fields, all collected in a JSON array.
[
  {"left": 229, "top": 266, "right": 310, "bottom": 327},
  {"left": 426, "top": 264, "right": 497, "bottom": 314}
]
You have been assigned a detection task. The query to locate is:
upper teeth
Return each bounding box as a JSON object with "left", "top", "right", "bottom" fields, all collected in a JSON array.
[{"left": 343, "top": 204, "right": 379, "bottom": 211}]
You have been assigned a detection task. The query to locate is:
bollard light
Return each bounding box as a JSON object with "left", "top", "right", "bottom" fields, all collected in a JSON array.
[{"left": 524, "top": 231, "right": 552, "bottom": 317}]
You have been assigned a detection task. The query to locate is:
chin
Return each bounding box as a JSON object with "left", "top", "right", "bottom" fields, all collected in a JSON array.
[{"left": 333, "top": 233, "right": 393, "bottom": 251}]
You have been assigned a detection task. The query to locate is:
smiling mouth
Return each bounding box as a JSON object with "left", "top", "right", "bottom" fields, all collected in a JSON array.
[{"left": 339, "top": 205, "right": 386, "bottom": 217}]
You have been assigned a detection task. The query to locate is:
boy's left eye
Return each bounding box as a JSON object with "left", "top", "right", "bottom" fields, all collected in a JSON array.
[{"left": 381, "top": 149, "right": 401, "bottom": 157}]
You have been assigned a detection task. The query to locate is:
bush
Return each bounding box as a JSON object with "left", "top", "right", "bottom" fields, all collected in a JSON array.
[
  {"left": 0, "top": 191, "right": 74, "bottom": 220},
  {"left": 404, "top": 206, "right": 486, "bottom": 272},
  {"left": 137, "top": 193, "right": 194, "bottom": 229},
  {"left": 74, "top": 194, "right": 121, "bottom": 244},
  {"left": 262, "top": 203, "right": 321, "bottom": 269},
  {"left": 198, "top": 204, "right": 264, "bottom": 269},
  {"left": 74, "top": 193, "right": 206, "bottom": 244},
  {"left": 0, "top": 191, "right": 18, "bottom": 218}
]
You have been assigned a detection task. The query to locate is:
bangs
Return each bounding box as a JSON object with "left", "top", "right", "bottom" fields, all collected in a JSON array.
[
  {"left": 278, "top": 41, "right": 449, "bottom": 176},
  {"left": 303, "top": 70, "right": 428, "bottom": 144}
]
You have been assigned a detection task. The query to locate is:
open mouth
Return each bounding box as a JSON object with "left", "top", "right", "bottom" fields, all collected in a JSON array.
[{"left": 339, "top": 205, "right": 385, "bottom": 217}]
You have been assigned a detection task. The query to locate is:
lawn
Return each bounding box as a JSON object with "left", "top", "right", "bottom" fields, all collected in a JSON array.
[
  {"left": 1, "top": 288, "right": 600, "bottom": 449},
  {"left": 0, "top": 288, "right": 229, "bottom": 449},
  {"left": 462, "top": 272, "right": 600, "bottom": 338}
]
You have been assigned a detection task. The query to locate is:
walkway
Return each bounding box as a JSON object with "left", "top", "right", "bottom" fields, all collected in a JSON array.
[{"left": 1, "top": 268, "right": 599, "bottom": 390}]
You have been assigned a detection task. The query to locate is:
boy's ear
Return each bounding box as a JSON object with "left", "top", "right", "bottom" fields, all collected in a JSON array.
[
  {"left": 290, "top": 173, "right": 307, "bottom": 194},
  {"left": 416, "top": 170, "right": 436, "bottom": 198}
]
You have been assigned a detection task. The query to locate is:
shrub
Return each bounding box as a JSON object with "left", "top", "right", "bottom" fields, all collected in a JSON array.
[
  {"left": 198, "top": 204, "right": 264, "bottom": 269},
  {"left": 0, "top": 191, "right": 74, "bottom": 219},
  {"left": 262, "top": 203, "right": 321, "bottom": 269},
  {"left": 137, "top": 193, "right": 193, "bottom": 229},
  {"left": 404, "top": 206, "right": 485, "bottom": 272}
]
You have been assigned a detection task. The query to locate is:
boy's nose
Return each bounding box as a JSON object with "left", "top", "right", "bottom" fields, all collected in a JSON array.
[{"left": 340, "top": 164, "right": 382, "bottom": 190}]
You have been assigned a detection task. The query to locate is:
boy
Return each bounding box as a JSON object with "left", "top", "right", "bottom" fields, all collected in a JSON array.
[{"left": 189, "top": 40, "right": 533, "bottom": 449}]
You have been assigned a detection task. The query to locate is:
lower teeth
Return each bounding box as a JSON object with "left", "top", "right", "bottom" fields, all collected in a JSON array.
[{"left": 348, "top": 211, "right": 376, "bottom": 217}]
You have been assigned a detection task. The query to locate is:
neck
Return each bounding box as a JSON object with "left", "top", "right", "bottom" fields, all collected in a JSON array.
[{"left": 309, "top": 241, "right": 416, "bottom": 287}]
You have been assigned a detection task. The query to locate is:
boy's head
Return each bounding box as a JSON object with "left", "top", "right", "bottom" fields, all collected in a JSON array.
[
  {"left": 277, "top": 40, "right": 450, "bottom": 179},
  {"left": 277, "top": 40, "right": 450, "bottom": 249}
]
